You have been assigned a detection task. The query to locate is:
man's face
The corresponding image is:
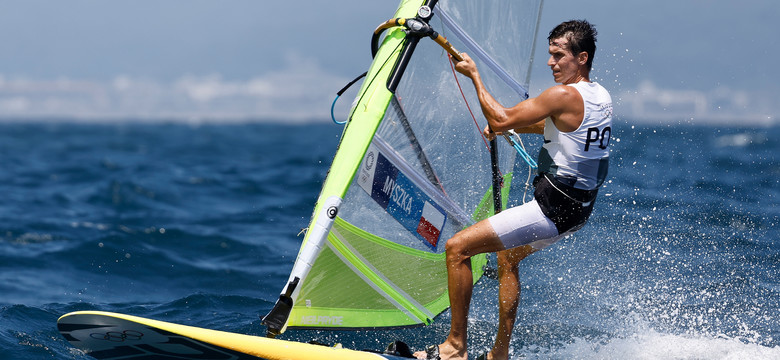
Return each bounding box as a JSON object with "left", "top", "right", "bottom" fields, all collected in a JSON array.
[{"left": 547, "top": 37, "right": 584, "bottom": 84}]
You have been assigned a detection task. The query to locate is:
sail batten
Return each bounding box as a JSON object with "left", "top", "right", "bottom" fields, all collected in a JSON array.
[
  {"left": 264, "top": 0, "right": 544, "bottom": 334},
  {"left": 391, "top": 96, "right": 442, "bottom": 190}
]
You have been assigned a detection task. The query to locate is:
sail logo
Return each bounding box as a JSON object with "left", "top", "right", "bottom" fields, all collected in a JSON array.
[
  {"left": 358, "top": 144, "right": 447, "bottom": 249},
  {"left": 300, "top": 315, "right": 344, "bottom": 326}
]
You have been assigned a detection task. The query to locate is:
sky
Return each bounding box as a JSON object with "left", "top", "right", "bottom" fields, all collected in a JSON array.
[{"left": 0, "top": 0, "right": 777, "bottom": 124}]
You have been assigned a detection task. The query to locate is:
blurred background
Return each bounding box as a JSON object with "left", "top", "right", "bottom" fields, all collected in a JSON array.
[{"left": 0, "top": 0, "right": 776, "bottom": 125}]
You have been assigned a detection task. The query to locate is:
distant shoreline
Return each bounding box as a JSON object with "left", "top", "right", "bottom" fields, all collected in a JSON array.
[{"left": 0, "top": 116, "right": 776, "bottom": 128}]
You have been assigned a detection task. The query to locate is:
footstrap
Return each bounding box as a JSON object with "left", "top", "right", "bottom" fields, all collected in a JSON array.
[{"left": 424, "top": 344, "right": 440, "bottom": 360}]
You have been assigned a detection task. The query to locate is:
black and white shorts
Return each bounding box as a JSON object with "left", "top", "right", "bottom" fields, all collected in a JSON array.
[{"left": 488, "top": 174, "right": 598, "bottom": 250}]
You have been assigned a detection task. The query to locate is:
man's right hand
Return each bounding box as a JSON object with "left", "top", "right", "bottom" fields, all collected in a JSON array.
[{"left": 453, "top": 53, "right": 478, "bottom": 79}]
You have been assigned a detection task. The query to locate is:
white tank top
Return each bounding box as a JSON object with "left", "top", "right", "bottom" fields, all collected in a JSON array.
[{"left": 537, "top": 81, "right": 612, "bottom": 190}]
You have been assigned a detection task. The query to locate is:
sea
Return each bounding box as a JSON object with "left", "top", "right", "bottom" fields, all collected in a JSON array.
[{"left": 0, "top": 120, "right": 778, "bottom": 360}]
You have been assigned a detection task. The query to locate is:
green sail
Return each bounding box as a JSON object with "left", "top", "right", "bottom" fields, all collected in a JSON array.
[{"left": 266, "top": 0, "right": 544, "bottom": 332}]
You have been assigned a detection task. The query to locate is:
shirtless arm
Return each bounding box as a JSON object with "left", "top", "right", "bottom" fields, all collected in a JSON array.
[
  {"left": 455, "top": 53, "right": 584, "bottom": 134},
  {"left": 513, "top": 119, "right": 545, "bottom": 134},
  {"left": 481, "top": 119, "right": 544, "bottom": 141}
]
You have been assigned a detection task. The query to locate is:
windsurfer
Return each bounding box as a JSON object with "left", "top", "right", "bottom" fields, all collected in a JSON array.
[{"left": 415, "top": 20, "right": 612, "bottom": 360}]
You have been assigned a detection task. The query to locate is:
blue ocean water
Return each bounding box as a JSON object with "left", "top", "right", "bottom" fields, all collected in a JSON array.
[{"left": 0, "top": 121, "right": 778, "bottom": 359}]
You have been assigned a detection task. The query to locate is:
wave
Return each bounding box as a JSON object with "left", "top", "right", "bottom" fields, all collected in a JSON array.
[{"left": 549, "top": 328, "right": 780, "bottom": 360}]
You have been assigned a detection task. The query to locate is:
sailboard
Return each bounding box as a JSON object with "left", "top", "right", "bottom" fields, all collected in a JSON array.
[
  {"left": 57, "top": 311, "right": 413, "bottom": 359},
  {"left": 263, "top": 0, "right": 544, "bottom": 336}
]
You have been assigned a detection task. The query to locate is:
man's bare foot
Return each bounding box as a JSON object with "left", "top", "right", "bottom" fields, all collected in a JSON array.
[
  {"left": 412, "top": 341, "right": 467, "bottom": 360},
  {"left": 413, "top": 344, "right": 438, "bottom": 359}
]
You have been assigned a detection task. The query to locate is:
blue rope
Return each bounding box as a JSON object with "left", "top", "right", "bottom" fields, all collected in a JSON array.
[
  {"left": 331, "top": 71, "right": 368, "bottom": 126},
  {"left": 331, "top": 95, "right": 347, "bottom": 125},
  {"left": 504, "top": 133, "right": 538, "bottom": 169}
]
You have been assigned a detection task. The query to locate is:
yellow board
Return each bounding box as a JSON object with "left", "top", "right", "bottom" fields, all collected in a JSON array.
[{"left": 58, "top": 311, "right": 410, "bottom": 360}]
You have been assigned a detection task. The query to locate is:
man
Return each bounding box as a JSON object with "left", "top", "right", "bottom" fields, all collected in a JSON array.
[{"left": 414, "top": 20, "right": 612, "bottom": 360}]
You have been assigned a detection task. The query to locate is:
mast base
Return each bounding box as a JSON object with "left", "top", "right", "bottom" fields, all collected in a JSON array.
[{"left": 261, "top": 277, "right": 299, "bottom": 338}]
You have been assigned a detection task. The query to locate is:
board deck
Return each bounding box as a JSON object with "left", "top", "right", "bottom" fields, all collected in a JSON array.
[{"left": 58, "top": 311, "right": 414, "bottom": 360}]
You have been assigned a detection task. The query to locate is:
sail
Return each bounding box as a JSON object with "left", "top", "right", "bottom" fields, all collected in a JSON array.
[{"left": 263, "top": 0, "right": 544, "bottom": 334}]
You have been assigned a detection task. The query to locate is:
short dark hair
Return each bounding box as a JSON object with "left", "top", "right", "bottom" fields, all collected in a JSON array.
[{"left": 548, "top": 20, "right": 598, "bottom": 71}]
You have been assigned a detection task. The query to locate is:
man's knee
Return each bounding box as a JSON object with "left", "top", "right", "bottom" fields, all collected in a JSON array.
[
  {"left": 445, "top": 220, "right": 504, "bottom": 263},
  {"left": 445, "top": 232, "right": 470, "bottom": 263}
]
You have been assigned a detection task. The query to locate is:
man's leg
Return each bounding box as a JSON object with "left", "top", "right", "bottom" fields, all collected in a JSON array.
[
  {"left": 486, "top": 245, "right": 537, "bottom": 360},
  {"left": 415, "top": 219, "right": 506, "bottom": 360}
]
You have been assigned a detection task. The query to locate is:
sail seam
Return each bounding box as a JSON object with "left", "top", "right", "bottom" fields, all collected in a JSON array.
[{"left": 334, "top": 213, "right": 445, "bottom": 259}]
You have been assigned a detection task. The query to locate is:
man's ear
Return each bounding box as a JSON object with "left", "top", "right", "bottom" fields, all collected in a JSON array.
[{"left": 578, "top": 51, "right": 589, "bottom": 66}]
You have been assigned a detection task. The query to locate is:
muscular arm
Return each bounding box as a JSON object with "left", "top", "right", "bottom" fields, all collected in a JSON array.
[
  {"left": 455, "top": 53, "right": 584, "bottom": 134},
  {"left": 514, "top": 119, "right": 545, "bottom": 134}
]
